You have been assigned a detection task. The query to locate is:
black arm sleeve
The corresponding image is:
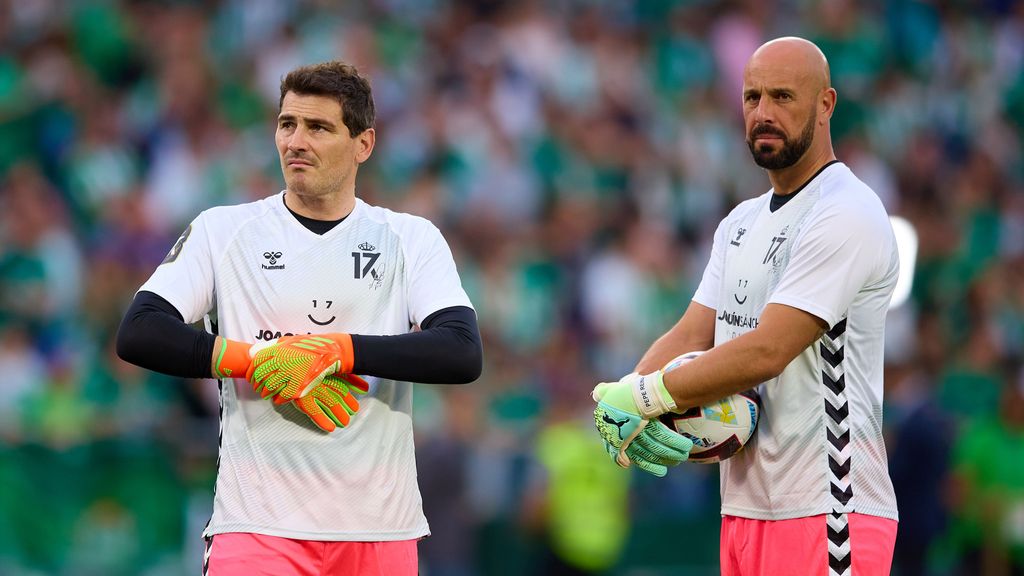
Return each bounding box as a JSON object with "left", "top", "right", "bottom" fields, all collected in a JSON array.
[
  {"left": 351, "top": 306, "right": 482, "bottom": 384},
  {"left": 116, "top": 291, "right": 217, "bottom": 378}
]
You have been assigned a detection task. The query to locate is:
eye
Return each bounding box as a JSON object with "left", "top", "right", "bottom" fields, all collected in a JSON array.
[{"left": 279, "top": 120, "right": 295, "bottom": 129}]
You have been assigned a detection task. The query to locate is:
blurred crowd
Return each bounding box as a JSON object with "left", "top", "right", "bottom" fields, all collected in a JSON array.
[{"left": 0, "top": 0, "right": 1022, "bottom": 574}]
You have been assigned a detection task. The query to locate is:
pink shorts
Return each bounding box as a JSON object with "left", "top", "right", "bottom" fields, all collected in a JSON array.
[
  {"left": 720, "top": 513, "right": 897, "bottom": 576},
  {"left": 203, "top": 532, "right": 418, "bottom": 576}
]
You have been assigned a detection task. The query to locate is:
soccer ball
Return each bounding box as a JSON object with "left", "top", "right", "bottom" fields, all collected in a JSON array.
[{"left": 656, "top": 351, "right": 761, "bottom": 464}]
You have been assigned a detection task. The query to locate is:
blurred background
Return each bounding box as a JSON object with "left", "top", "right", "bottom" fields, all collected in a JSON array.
[{"left": 0, "top": 0, "right": 1022, "bottom": 574}]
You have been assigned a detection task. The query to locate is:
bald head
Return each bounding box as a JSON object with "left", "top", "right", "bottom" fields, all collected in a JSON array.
[
  {"left": 741, "top": 36, "right": 837, "bottom": 177},
  {"left": 746, "top": 36, "right": 831, "bottom": 94}
]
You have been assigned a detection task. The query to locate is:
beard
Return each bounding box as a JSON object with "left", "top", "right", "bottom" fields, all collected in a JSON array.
[{"left": 747, "top": 111, "right": 816, "bottom": 170}]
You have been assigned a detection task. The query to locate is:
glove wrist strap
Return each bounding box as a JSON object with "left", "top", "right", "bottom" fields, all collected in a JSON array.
[
  {"left": 213, "top": 338, "right": 253, "bottom": 379},
  {"left": 326, "top": 333, "right": 356, "bottom": 374},
  {"left": 631, "top": 371, "right": 677, "bottom": 418}
]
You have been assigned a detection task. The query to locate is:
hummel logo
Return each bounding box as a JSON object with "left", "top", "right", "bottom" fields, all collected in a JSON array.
[
  {"left": 358, "top": 242, "right": 376, "bottom": 251},
  {"left": 730, "top": 228, "right": 747, "bottom": 246},
  {"left": 262, "top": 251, "right": 285, "bottom": 270}
]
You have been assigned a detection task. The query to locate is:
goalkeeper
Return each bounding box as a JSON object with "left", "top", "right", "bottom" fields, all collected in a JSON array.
[
  {"left": 116, "top": 61, "right": 481, "bottom": 576},
  {"left": 592, "top": 37, "right": 900, "bottom": 575}
]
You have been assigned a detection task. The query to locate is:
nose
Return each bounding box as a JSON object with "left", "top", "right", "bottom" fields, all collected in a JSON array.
[
  {"left": 287, "top": 127, "right": 309, "bottom": 152},
  {"left": 752, "top": 97, "right": 775, "bottom": 125}
]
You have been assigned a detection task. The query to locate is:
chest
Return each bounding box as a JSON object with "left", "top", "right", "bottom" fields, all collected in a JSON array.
[
  {"left": 217, "top": 218, "right": 406, "bottom": 335},
  {"left": 714, "top": 197, "right": 815, "bottom": 338},
  {"left": 721, "top": 212, "right": 796, "bottom": 290}
]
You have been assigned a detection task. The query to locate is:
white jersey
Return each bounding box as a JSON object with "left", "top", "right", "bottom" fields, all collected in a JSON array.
[
  {"left": 140, "top": 193, "right": 473, "bottom": 540},
  {"left": 693, "top": 162, "right": 899, "bottom": 521}
]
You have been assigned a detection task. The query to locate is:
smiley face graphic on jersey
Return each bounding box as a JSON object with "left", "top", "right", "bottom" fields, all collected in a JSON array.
[
  {"left": 734, "top": 278, "right": 750, "bottom": 305},
  {"left": 308, "top": 299, "right": 336, "bottom": 326}
]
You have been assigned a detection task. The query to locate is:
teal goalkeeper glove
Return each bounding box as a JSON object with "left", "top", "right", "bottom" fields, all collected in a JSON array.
[
  {"left": 592, "top": 373, "right": 693, "bottom": 477},
  {"left": 293, "top": 373, "right": 370, "bottom": 432}
]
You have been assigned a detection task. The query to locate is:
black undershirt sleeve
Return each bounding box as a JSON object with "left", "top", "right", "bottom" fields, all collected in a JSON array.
[
  {"left": 117, "top": 291, "right": 483, "bottom": 385},
  {"left": 116, "top": 291, "right": 217, "bottom": 378},
  {"left": 351, "top": 306, "right": 483, "bottom": 384}
]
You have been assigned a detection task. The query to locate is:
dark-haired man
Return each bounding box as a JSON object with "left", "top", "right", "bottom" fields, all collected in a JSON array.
[{"left": 118, "top": 61, "right": 482, "bottom": 576}]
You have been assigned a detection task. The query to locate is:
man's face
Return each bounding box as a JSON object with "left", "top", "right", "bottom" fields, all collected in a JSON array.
[
  {"left": 746, "top": 105, "right": 816, "bottom": 170},
  {"left": 275, "top": 92, "right": 371, "bottom": 197},
  {"left": 742, "top": 67, "right": 820, "bottom": 170}
]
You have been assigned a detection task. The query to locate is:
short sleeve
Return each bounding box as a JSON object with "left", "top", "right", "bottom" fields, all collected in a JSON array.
[
  {"left": 692, "top": 219, "right": 728, "bottom": 310},
  {"left": 138, "top": 213, "right": 216, "bottom": 324},
  {"left": 768, "top": 207, "right": 892, "bottom": 328},
  {"left": 403, "top": 222, "right": 473, "bottom": 326}
]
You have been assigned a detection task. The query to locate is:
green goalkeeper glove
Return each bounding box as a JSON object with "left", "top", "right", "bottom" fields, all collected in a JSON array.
[
  {"left": 212, "top": 334, "right": 355, "bottom": 403},
  {"left": 592, "top": 372, "right": 693, "bottom": 477},
  {"left": 294, "top": 373, "right": 370, "bottom": 432}
]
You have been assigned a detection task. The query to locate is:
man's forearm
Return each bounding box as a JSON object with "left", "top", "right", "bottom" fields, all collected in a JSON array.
[
  {"left": 661, "top": 303, "right": 827, "bottom": 410},
  {"left": 661, "top": 332, "right": 782, "bottom": 410},
  {"left": 116, "top": 291, "right": 217, "bottom": 378},
  {"left": 635, "top": 301, "right": 716, "bottom": 374},
  {"left": 352, "top": 307, "right": 482, "bottom": 384}
]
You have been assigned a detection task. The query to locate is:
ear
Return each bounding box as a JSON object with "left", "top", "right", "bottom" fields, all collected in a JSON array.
[
  {"left": 819, "top": 87, "right": 837, "bottom": 124},
  {"left": 355, "top": 128, "right": 375, "bottom": 164}
]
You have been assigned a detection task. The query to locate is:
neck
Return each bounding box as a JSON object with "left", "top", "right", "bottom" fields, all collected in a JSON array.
[
  {"left": 284, "top": 189, "right": 356, "bottom": 220},
  {"left": 768, "top": 146, "right": 837, "bottom": 195}
]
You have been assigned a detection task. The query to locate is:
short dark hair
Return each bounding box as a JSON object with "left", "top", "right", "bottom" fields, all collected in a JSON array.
[{"left": 279, "top": 61, "right": 375, "bottom": 137}]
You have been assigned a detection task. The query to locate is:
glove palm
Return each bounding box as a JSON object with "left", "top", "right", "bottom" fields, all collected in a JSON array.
[{"left": 293, "top": 373, "right": 370, "bottom": 432}]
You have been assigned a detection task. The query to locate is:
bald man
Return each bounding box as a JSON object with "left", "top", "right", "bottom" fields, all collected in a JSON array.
[{"left": 592, "top": 37, "right": 899, "bottom": 574}]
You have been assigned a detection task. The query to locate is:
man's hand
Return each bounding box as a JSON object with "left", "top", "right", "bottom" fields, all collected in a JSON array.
[
  {"left": 592, "top": 374, "right": 693, "bottom": 477},
  {"left": 247, "top": 334, "right": 355, "bottom": 403},
  {"left": 294, "top": 373, "right": 370, "bottom": 432}
]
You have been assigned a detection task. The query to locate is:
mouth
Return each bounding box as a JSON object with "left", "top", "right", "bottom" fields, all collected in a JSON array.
[{"left": 286, "top": 159, "right": 314, "bottom": 168}]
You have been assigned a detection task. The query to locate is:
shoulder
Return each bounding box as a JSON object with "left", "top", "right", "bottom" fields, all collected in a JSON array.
[
  {"left": 795, "top": 164, "right": 894, "bottom": 246},
  {"left": 196, "top": 194, "right": 278, "bottom": 229},
  {"left": 816, "top": 164, "right": 890, "bottom": 226},
  {"left": 358, "top": 200, "right": 444, "bottom": 238},
  {"left": 715, "top": 194, "right": 768, "bottom": 236},
  {"left": 725, "top": 193, "right": 768, "bottom": 221}
]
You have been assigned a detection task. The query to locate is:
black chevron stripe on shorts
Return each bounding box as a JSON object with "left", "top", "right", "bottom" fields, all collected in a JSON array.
[
  {"left": 827, "top": 512, "right": 852, "bottom": 575},
  {"left": 203, "top": 535, "right": 214, "bottom": 576}
]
